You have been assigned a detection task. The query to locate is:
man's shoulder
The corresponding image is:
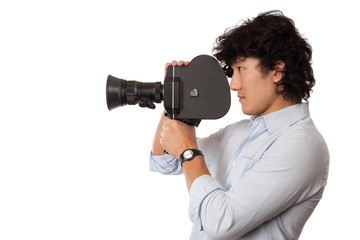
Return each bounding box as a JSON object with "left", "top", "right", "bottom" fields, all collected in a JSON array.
[
  {"left": 223, "top": 118, "right": 252, "bottom": 133},
  {"left": 275, "top": 117, "right": 329, "bottom": 160},
  {"left": 287, "top": 117, "right": 326, "bottom": 144}
]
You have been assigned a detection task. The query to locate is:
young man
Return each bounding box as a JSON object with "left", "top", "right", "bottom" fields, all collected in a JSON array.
[{"left": 150, "top": 11, "right": 329, "bottom": 240}]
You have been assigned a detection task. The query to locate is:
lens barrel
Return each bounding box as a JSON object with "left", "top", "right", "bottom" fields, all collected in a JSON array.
[{"left": 106, "top": 75, "right": 163, "bottom": 110}]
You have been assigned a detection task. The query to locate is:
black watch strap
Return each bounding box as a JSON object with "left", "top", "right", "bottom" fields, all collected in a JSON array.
[{"left": 179, "top": 149, "right": 204, "bottom": 167}]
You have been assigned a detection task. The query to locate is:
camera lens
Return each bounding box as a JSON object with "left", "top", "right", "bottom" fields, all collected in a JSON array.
[{"left": 106, "top": 75, "right": 163, "bottom": 110}]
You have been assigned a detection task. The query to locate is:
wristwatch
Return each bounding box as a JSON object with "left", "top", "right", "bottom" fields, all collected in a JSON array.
[{"left": 179, "top": 149, "right": 204, "bottom": 167}]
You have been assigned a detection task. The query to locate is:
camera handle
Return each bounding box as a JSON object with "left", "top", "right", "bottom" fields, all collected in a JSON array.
[{"left": 164, "top": 112, "right": 201, "bottom": 127}]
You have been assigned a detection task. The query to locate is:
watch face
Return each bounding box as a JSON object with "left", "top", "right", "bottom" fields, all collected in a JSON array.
[{"left": 184, "top": 150, "right": 193, "bottom": 159}]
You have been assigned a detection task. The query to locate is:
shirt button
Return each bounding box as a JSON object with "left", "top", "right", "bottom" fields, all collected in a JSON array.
[{"left": 232, "top": 162, "right": 236, "bottom": 167}]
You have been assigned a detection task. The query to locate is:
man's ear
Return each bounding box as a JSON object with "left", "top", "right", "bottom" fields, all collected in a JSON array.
[{"left": 273, "top": 60, "right": 286, "bottom": 83}]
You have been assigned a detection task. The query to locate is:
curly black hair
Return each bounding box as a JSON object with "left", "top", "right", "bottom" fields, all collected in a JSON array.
[{"left": 213, "top": 10, "right": 315, "bottom": 102}]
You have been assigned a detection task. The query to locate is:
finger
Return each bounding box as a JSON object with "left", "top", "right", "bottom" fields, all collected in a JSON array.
[
  {"left": 166, "top": 60, "right": 190, "bottom": 68},
  {"left": 164, "top": 60, "right": 189, "bottom": 78},
  {"left": 173, "top": 60, "right": 190, "bottom": 66},
  {"left": 164, "top": 62, "right": 172, "bottom": 70}
]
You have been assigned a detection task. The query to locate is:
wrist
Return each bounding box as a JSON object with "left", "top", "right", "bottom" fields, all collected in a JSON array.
[
  {"left": 179, "top": 148, "right": 203, "bottom": 167},
  {"left": 182, "top": 154, "right": 210, "bottom": 192},
  {"left": 176, "top": 145, "right": 198, "bottom": 159}
]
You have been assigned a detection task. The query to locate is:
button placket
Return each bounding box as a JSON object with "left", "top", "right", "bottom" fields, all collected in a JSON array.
[{"left": 221, "top": 118, "right": 266, "bottom": 189}]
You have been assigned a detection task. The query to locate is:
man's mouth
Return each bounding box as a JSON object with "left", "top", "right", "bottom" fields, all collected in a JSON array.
[{"left": 238, "top": 95, "right": 245, "bottom": 101}]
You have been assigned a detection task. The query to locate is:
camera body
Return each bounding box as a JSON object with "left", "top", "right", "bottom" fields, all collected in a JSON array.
[
  {"left": 106, "top": 55, "right": 231, "bottom": 126},
  {"left": 162, "top": 55, "right": 230, "bottom": 126}
]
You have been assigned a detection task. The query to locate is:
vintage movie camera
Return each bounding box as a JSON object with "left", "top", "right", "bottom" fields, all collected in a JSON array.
[{"left": 106, "top": 55, "right": 233, "bottom": 126}]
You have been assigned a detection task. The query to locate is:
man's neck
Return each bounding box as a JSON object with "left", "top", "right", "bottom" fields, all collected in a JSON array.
[{"left": 261, "top": 97, "right": 299, "bottom": 116}]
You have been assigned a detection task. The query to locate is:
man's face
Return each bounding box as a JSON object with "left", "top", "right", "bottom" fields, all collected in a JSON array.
[{"left": 230, "top": 57, "right": 284, "bottom": 116}]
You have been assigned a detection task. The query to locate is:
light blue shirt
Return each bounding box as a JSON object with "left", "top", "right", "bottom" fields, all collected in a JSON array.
[{"left": 150, "top": 103, "right": 329, "bottom": 240}]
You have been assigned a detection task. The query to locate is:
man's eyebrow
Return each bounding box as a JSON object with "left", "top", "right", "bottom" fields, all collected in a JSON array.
[{"left": 235, "top": 58, "right": 245, "bottom": 63}]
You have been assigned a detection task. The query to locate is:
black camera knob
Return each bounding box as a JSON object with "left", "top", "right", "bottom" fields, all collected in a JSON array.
[{"left": 139, "top": 98, "right": 156, "bottom": 109}]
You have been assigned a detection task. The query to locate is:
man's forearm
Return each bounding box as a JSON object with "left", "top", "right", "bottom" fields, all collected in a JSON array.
[
  {"left": 182, "top": 155, "right": 210, "bottom": 192},
  {"left": 156, "top": 113, "right": 211, "bottom": 191}
]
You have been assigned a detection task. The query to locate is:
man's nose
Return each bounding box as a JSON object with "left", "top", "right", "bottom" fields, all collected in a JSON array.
[{"left": 229, "top": 72, "right": 241, "bottom": 91}]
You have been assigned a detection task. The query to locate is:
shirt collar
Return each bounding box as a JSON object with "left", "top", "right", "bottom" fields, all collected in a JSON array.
[{"left": 252, "top": 102, "right": 310, "bottom": 135}]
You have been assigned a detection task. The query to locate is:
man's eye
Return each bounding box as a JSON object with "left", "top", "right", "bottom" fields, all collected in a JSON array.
[{"left": 238, "top": 67, "right": 244, "bottom": 71}]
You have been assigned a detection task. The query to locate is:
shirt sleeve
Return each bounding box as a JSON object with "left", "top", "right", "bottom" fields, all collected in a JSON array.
[
  {"left": 188, "top": 134, "right": 329, "bottom": 239},
  {"left": 149, "top": 152, "right": 183, "bottom": 175}
]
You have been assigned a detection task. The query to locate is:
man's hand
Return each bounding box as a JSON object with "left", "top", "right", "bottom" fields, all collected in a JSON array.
[
  {"left": 164, "top": 60, "right": 190, "bottom": 78},
  {"left": 160, "top": 117, "right": 210, "bottom": 193},
  {"left": 160, "top": 117, "right": 198, "bottom": 159}
]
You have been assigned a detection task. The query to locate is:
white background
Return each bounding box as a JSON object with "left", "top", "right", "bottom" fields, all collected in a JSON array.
[{"left": 1, "top": 0, "right": 359, "bottom": 239}]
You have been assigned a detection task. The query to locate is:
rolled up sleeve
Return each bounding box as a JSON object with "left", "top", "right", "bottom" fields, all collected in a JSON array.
[
  {"left": 149, "top": 153, "right": 183, "bottom": 175},
  {"left": 188, "top": 175, "right": 226, "bottom": 231}
]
